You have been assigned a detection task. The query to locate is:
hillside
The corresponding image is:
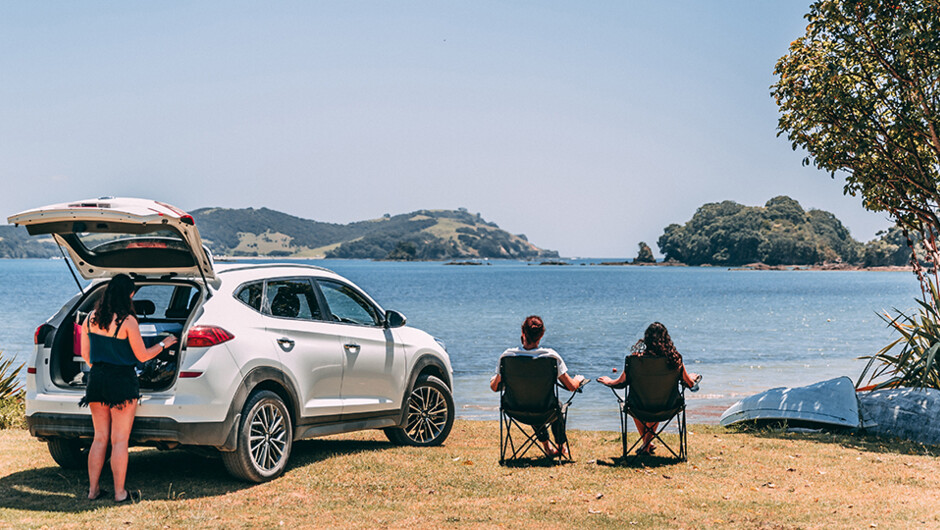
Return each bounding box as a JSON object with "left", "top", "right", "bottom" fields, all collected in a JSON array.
[
  {"left": 0, "top": 226, "right": 57, "bottom": 259},
  {"left": 657, "top": 196, "right": 864, "bottom": 266},
  {"left": 191, "top": 207, "right": 558, "bottom": 260}
]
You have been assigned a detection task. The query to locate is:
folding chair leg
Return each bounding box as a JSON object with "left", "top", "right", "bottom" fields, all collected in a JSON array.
[
  {"left": 679, "top": 408, "right": 688, "bottom": 461},
  {"left": 500, "top": 411, "right": 570, "bottom": 465},
  {"left": 622, "top": 409, "right": 688, "bottom": 463},
  {"left": 620, "top": 404, "right": 628, "bottom": 460},
  {"left": 499, "top": 412, "right": 506, "bottom": 464},
  {"left": 500, "top": 417, "right": 551, "bottom": 465}
]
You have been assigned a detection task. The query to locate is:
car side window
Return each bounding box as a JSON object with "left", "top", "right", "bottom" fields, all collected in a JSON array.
[
  {"left": 317, "top": 280, "right": 380, "bottom": 326},
  {"left": 264, "top": 279, "right": 322, "bottom": 320},
  {"left": 131, "top": 284, "right": 175, "bottom": 317},
  {"left": 235, "top": 282, "right": 264, "bottom": 311}
]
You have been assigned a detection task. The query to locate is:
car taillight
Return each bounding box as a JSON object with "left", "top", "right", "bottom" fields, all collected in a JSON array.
[
  {"left": 27, "top": 367, "right": 37, "bottom": 374},
  {"left": 186, "top": 326, "right": 234, "bottom": 348},
  {"left": 34, "top": 324, "right": 54, "bottom": 345}
]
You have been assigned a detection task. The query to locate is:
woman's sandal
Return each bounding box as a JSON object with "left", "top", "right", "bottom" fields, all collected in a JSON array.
[{"left": 88, "top": 489, "right": 109, "bottom": 501}]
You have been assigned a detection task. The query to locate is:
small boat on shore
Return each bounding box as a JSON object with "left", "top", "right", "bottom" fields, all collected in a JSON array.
[{"left": 719, "top": 377, "right": 860, "bottom": 428}]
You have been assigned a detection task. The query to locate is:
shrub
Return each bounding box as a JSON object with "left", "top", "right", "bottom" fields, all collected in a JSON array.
[
  {"left": 0, "top": 395, "right": 25, "bottom": 430},
  {"left": 858, "top": 281, "right": 940, "bottom": 390},
  {"left": 0, "top": 352, "right": 24, "bottom": 399}
]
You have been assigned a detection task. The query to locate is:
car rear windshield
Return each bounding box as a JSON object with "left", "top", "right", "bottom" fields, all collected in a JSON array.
[
  {"left": 62, "top": 228, "right": 196, "bottom": 269},
  {"left": 75, "top": 230, "right": 189, "bottom": 253}
]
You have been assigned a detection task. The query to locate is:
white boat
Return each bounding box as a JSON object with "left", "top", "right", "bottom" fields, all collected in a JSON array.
[{"left": 719, "top": 377, "right": 860, "bottom": 428}]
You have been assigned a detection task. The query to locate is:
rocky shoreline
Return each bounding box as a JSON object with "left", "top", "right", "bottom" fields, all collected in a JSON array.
[{"left": 729, "top": 262, "right": 914, "bottom": 272}]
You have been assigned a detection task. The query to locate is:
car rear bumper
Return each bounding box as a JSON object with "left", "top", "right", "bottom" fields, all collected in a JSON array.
[{"left": 27, "top": 412, "right": 240, "bottom": 451}]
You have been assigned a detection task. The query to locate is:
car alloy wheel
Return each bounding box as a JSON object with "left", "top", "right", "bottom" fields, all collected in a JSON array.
[
  {"left": 406, "top": 384, "right": 449, "bottom": 443},
  {"left": 222, "top": 390, "right": 293, "bottom": 482},
  {"left": 249, "top": 402, "right": 289, "bottom": 472},
  {"left": 386, "top": 374, "right": 454, "bottom": 446}
]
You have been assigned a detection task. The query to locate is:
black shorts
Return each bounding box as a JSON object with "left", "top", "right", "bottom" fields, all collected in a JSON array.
[{"left": 79, "top": 363, "right": 140, "bottom": 409}]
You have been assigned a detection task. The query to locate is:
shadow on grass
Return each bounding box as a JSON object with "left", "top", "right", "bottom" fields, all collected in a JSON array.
[
  {"left": 596, "top": 454, "right": 686, "bottom": 468},
  {"left": 727, "top": 422, "right": 940, "bottom": 457},
  {"left": 0, "top": 437, "right": 399, "bottom": 512},
  {"left": 498, "top": 457, "right": 574, "bottom": 469},
  {"left": 288, "top": 437, "right": 396, "bottom": 467}
]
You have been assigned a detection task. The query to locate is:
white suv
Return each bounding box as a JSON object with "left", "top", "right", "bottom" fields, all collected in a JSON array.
[{"left": 8, "top": 198, "right": 455, "bottom": 482}]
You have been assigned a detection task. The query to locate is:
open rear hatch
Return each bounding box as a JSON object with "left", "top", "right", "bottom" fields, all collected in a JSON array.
[
  {"left": 8, "top": 197, "right": 215, "bottom": 392},
  {"left": 7, "top": 197, "right": 217, "bottom": 284}
]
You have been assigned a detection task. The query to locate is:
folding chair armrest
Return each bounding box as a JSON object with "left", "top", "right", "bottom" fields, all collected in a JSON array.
[
  {"left": 608, "top": 385, "right": 625, "bottom": 404},
  {"left": 561, "top": 378, "right": 591, "bottom": 405}
]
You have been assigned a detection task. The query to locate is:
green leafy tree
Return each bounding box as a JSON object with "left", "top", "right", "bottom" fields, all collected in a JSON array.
[
  {"left": 385, "top": 241, "right": 418, "bottom": 261},
  {"left": 772, "top": 0, "right": 940, "bottom": 282},
  {"left": 774, "top": 0, "right": 940, "bottom": 389},
  {"left": 634, "top": 242, "right": 656, "bottom": 263}
]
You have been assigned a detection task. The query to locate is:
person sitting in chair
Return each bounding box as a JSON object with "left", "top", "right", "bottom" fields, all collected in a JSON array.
[
  {"left": 598, "top": 322, "right": 701, "bottom": 455},
  {"left": 490, "top": 315, "right": 586, "bottom": 458}
]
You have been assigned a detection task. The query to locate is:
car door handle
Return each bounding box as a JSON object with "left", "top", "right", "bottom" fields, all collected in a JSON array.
[
  {"left": 344, "top": 343, "right": 360, "bottom": 355},
  {"left": 277, "top": 337, "right": 295, "bottom": 351}
]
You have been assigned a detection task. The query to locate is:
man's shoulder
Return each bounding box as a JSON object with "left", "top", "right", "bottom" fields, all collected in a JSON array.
[
  {"left": 500, "top": 347, "right": 552, "bottom": 357},
  {"left": 535, "top": 347, "right": 562, "bottom": 359}
]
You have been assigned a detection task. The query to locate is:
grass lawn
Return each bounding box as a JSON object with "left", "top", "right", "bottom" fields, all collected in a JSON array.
[{"left": 0, "top": 421, "right": 937, "bottom": 529}]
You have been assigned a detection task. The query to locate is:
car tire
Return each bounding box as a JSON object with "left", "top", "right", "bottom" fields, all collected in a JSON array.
[
  {"left": 385, "top": 374, "right": 454, "bottom": 447},
  {"left": 221, "top": 390, "right": 293, "bottom": 483},
  {"left": 47, "top": 438, "right": 89, "bottom": 469}
]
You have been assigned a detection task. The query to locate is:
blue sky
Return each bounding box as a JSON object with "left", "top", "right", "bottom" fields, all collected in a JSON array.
[{"left": 0, "top": 1, "right": 894, "bottom": 257}]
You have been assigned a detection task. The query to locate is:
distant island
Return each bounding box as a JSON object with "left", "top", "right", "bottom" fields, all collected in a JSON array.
[
  {"left": 0, "top": 207, "right": 558, "bottom": 261},
  {"left": 0, "top": 197, "right": 916, "bottom": 267},
  {"left": 656, "top": 196, "right": 915, "bottom": 268}
]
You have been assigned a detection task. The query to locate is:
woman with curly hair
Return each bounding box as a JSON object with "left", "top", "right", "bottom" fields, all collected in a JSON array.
[
  {"left": 79, "top": 274, "right": 177, "bottom": 502},
  {"left": 598, "top": 322, "right": 701, "bottom": 455}
]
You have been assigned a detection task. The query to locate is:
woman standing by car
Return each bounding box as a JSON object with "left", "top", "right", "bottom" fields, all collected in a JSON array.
[{"left": 79, "top": 274, "right": 177, "bottom": 502}]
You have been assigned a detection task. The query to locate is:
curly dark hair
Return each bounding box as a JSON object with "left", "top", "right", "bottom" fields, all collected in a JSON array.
[
  {"left": 90, "top": 274, "right": 136, "bottom": 330},
  {"left": 631, "top": 322, "right": 683, "bottom": 369}
]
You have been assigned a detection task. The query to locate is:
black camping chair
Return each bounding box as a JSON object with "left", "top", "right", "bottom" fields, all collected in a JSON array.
[
  {"left": 498, "top": 355, "right": 587, "bottom": 465},
  {"left": 609, "top": 356, "right": 687, "bottom": 462}
]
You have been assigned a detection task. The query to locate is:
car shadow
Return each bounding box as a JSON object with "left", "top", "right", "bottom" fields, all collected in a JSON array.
[
  {"left": 287, "top": 437, "right": 397, "bottom": 467},
  {"left": 0, "top": 437, "right": 401, "bottom": 512}
]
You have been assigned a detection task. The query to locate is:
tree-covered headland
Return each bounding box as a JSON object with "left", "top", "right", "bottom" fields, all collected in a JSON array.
[{"left": 656, "top": 195, "right": 907, "bottom": 267}]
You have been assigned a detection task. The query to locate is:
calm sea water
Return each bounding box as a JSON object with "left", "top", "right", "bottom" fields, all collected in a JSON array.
[{"left": 0, "top": 259, "right": 922, "bottom": 431}]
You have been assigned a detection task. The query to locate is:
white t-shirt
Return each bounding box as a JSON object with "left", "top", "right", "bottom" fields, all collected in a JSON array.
[{"left": 497, "top": 347, "right": 568, "bottom": 379}]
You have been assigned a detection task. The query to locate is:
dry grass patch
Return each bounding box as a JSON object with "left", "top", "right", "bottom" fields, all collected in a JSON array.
[{"left": 0, "top": 421, "right": 936, "bottom": 528}]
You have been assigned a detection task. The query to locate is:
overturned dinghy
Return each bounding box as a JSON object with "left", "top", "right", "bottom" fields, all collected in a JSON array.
[
  {"left": 719, "top": 377, "right": 860, "bottom": 428},
  {"left": 857, "top": 387, "right": 940, "bottom": 446}
]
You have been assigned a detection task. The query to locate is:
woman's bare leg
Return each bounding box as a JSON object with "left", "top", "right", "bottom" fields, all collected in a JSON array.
[
  {"left": 109, "top": 402, "right": 136, "bottom": 501},
  {"left": 87, "top": 403, "right": 111, "bottom": 499},
  {"left": 633, "top": 417, "right": 658, "bottom": 451}
]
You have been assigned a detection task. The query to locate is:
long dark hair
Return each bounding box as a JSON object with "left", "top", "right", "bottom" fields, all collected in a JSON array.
[
  {"left": 90, "top": 274, "right": 135, "bottom": 330},
  {"left": 632, "top": 322, "right": 683, "bottom": 369}
]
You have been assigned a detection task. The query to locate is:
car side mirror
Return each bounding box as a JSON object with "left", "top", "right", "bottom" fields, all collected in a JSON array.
[{"left": 384, "top": 310, "right": 407, "bottom": 329}]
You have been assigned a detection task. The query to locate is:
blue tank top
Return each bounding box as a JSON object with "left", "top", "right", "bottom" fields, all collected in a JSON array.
[{"left": 88, "top": 318, "right": 137, "bottom": 367}]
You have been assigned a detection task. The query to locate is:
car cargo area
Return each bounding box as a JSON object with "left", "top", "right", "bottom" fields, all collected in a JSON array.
[{"left": 49, "top": 280, "right": 203, "bottom": 392}]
